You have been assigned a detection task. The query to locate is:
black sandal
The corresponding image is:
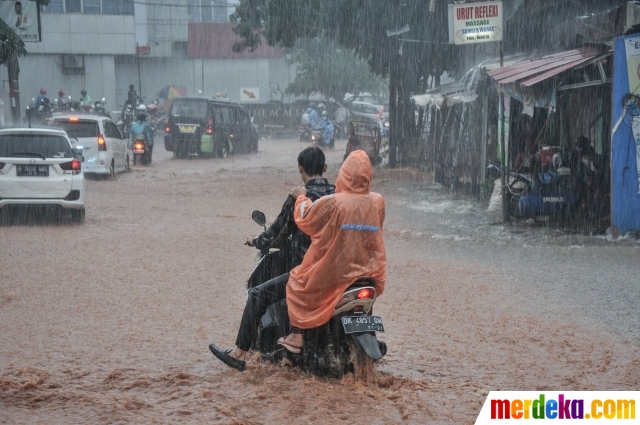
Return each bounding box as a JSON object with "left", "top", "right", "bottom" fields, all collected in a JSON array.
[{"left": 209, "top": 344, "right": 246, "bottom": 371}]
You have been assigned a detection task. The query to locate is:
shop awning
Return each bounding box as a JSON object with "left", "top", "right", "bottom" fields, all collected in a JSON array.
[
  {"left": 0, "top": 17, "right": 27, "bottom": 64},
  {"left": 486, "top": 47, "right": 605, "bottom": 87}
]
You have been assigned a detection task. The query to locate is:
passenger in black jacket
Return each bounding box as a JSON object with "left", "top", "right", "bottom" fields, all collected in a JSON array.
[{"left": 210, "top": 147, "right": 334, "bottom": 371}]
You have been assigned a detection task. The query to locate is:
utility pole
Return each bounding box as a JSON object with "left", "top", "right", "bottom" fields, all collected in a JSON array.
[
  {"left": 8, "top": 55, "right": 21, "bottom": 124},
  {"left": 386, "top": 23, "right": 410, "bottom": 168}
]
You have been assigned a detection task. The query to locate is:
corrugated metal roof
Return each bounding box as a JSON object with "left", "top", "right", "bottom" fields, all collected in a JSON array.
[{"left": 486, "top": 47, "right": 606, "bottom": 87}]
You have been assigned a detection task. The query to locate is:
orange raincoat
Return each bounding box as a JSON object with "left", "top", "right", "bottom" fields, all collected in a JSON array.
[{"left": 286, "top": 149, "right": 387, "bottom": 329}]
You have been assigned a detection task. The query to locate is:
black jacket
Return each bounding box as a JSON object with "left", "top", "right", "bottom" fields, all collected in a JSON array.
[{"left": 254, "top": 178, "right": 335, "bottom": 268}]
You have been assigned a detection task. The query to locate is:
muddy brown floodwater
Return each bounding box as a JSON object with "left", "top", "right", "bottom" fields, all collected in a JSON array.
[{"left": 1, "top": 137, "right": 639, "bottom": 424}]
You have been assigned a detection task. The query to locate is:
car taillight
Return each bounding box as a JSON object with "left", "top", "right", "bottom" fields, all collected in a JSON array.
[
  {"left": 0, "top": 162, "right": 5, "bottom": 170},
  {"left": 164, "top": 117, "right": 171, "bottom": 133},
  {"left": 378, "top": 107, "right": 384, "bottom": 119},
  {"left": 357, "top": 288, "right": 375, "bottom": 299},
  {"left": 205, "top": 118, "right": 214, "bottom": 134},
  {"left": 60, "top": 159, "right": 81, "bottom": 175},
  {"left": 97, "top": 135, "right": 106, "bottom": 151}
]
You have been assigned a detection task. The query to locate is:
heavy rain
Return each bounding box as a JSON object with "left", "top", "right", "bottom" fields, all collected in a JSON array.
[{"left": 1, "top": 0, "right": 640, "bottom": 424}]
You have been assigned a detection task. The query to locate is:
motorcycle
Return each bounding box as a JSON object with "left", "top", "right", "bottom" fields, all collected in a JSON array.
[
  {"left": 299, "top": 124, "right": 312, "bottom": 143},
  {"left": 93, "top": 98, "right": 109, "bottom": 117},
  {"left": 131, "top": 135, "right": 152, "bottom": 166},
  {"left": 25, "top": 98, "right": 53, "bottom": 125},
  {"left": 311, "top": 126, "right": 335, "bottom": 149},
  {"left": 146, "top": 99, "right": 160, "bottom": 131},
  {"left": 118, "top": 103, "right": 135, "bottom": 138},
  {"left": 238, "top": 210, "right": 387, "bottom": 379},
  {"left": 487, "top": 151, "right": 579, "bottom": 221}
]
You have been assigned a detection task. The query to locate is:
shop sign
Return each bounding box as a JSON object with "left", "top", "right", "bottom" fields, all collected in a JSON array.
[{"left": 448, "top": 1, "right": 503, "bottom": 45}]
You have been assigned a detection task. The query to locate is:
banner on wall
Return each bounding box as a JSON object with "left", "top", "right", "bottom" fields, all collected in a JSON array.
[
  {"left": 624, "top": 37, "right": 640, "bottom": 193},
  {"left": 0, "top": 0, "right": 40, "bottom": 42}
]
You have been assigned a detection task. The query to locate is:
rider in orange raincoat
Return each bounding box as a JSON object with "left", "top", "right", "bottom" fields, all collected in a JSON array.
[{"left": 278, "top": 149, "right": 386, "bottom": 352}]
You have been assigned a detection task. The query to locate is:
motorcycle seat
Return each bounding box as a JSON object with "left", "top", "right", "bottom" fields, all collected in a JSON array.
[{"left": 348, "top": 277, "right": 375, "bottom": 289}]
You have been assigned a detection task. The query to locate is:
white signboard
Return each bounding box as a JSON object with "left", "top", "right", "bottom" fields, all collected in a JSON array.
[
  {"left": 240, "top": 88, "right": 260, "bottom": 102},
  {"left": 448, "top": 1, "right": 503, "bottom": 45},
  {"left": 0, "top": 0, "right": 40, "bottom": 42}
]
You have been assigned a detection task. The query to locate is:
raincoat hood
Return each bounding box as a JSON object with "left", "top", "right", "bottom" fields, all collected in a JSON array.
[{"left": 336, "top": 150, "right": 372, "bottom": 195}]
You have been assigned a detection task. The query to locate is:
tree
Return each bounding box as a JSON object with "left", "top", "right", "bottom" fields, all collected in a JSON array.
[
  {"left": 284, "top": 37, "right": 386, "bottom": 104},
  {"left": 230, "top": 0, "right": 463, "bottom": 167}
]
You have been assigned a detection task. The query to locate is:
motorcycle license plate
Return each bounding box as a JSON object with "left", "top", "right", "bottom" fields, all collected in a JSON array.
[
  {"left": 133, "top": 148, "right": 144, "bottom": 154},
  {"left": 16, "top": 164, "right": 49, "bottom": 177},
  {"left": 341, "top": 316, "right": 384, "bottom": 334},
  {"left": 179, "top": 125, "right": 196, "bottom": 133}
]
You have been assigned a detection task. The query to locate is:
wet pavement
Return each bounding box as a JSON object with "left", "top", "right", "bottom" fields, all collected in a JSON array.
[{"left": 1, "top": 136, "right": 638, "bottom": 424}]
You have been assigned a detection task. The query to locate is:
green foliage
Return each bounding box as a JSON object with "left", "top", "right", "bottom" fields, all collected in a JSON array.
[{"left": 284, "top": 37, "right": 386, "bottom": 103}]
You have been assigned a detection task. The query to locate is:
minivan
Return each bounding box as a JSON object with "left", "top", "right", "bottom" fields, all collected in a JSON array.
[{"left": 163, "top": 97, "right": 258, "bottom": 158}]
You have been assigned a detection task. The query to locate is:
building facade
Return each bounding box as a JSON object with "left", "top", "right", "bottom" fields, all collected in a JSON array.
[{"left": 0, "top": 0, "right": 295, "bottom": 123}]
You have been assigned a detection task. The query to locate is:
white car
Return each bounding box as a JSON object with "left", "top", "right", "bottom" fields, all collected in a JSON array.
[
  {"left": 50, "top": 114, "right": 129, "bottom": 177},
  {"left": 0, "top": 127, "right": 86, "bottom": 222}
]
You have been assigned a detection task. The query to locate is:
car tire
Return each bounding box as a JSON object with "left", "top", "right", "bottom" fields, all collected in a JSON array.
[{"left": 71, "top": 208, "right": 85, "bottom": 223}]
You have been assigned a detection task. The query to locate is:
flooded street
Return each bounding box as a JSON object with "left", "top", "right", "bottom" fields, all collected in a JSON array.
[{"left": 1, "top": 137, "right": 639, "bottom": 424}]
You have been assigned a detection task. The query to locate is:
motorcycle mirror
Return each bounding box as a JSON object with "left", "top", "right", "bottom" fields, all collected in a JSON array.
[
  {"left": 102, "top": 97, "right": 106, "bottom": 102},
  {"left": 31, "top": 97, "right": 35, "bottom": 102},
  {"left": 251, "top": 210, "right": 266, "bottom": 227},
  {"left": 68, "top": 95, "right": 72, "bottom": 100}
]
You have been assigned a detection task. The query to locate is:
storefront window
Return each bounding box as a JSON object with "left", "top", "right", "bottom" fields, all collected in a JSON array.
[
  {"left": 201, "top": 0, "right": 213, "bottom": 23},
  {"left": 43, "top": 0, "right": 133, "bottom": 15},
  {"left": 65, "top": 0, "right": 81, "bottom": 13},
  {"left": 44, "top": 0, "right": 64, "bottom": 13},
  {"left": 188, "top": 0, "right": 200, "bottom": 23},
  {"left": 83, "top": 0, "right": 101, "bottom": 14},
  {"left": 213, "top": 0, "right": 227, "bottom": 23}
]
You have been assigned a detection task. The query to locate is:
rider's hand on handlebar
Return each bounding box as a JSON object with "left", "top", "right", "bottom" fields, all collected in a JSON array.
[{"left": 245, "top": 237, "right": 256, "bottom": 247}]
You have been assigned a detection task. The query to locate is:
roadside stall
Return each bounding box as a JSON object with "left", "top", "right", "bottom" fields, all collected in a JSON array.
[{"left": 485, "top": 47, "right": 613, "bottom": 231}]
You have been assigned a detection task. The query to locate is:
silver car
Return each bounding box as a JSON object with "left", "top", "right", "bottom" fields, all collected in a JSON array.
[
  {"left": 349, "top": 101, "right": 388, "bottom": 125},
  {"left": 0, "top": 127, "right": 86, "bottom": 222}
]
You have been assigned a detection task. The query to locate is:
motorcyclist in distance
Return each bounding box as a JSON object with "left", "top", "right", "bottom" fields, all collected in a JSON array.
[
  {"left": 129, "top": 112, "right": 155, "bottom": 162},
  {"left": 316, "top": 110, "right": 335, "bottom": 148},
  {"left": 127, "top": 84, "right": 138, "bottom": 106},
  {"left": 56, "top": 90, "right": 67, "bottom": 109},
  {"left": 34, "top": 88, "right": 50, "bottom": 110},
  {"left": 80, "top": 89, "right": 92, "bottom": 106},
  {"left": 305, "top": 103, "right": 319, "bottom": 127}
]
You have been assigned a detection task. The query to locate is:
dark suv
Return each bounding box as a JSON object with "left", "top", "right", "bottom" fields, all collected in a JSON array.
[{"left": 163, "top": 97, "right": 258, "bottom": 158}]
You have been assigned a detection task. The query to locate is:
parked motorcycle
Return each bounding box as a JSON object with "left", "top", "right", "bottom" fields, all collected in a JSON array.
[
  {"left": 488, "top": 151, "right": 579, "bottom": 221},
  {"left": 131, "top": 136, "right": 152, "bottom": 166},
  {"left": 232, "top": 210, "right": 387, "bottom": 379}
]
